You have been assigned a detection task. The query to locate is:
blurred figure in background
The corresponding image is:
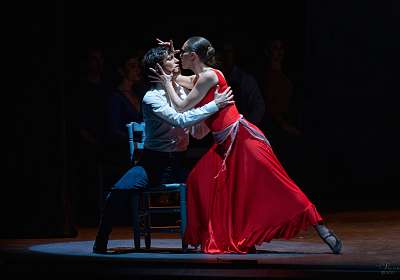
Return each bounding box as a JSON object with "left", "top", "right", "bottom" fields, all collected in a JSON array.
[
  {"left": 72, "top": 47, "right": 110, "bottom": 226},
  {"left": 102, "top": 50, "right": 146, "bottom": 204},
  {"left": 261, "top": 39, "right": 304, "bottom": 180},
  {"left": 219, "top": 42, "right": 265, "bottom": 125}
]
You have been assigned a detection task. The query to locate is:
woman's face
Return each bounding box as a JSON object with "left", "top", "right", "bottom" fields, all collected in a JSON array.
[
  {"left": 124, "top": 57, "right": 141, "bottom": 82},
  {"left": 162, "top": 52, "right": 179, "bottom": 74},
  {"left": 179, "top": 42, "right": 192, "bottom": 70}
]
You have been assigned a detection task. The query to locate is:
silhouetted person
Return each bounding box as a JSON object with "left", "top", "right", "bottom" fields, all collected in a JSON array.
[
  {"left": 261, "top": 39, "right": 304, "bottom": 178},
  {"left": 72, "top": 47, "right": 110, "bottom": 226},
  {"left": 102, "top": 51, "right": 146, "bottom": 203},
  {"left": 219, "top": 43, "right": 265, "bottom": 125}
]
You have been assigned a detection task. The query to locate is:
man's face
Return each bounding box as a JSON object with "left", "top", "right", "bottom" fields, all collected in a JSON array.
[
  {"left": 88, "top": 50, "right": 104, "bottom": 73},
  {"left": 270, "top": 40, "right": 285, "bottom": 61},
  {"left": 162, "top": 52, "right": 179, "bottom": 74},
  {"left": 124, "top": 58, "right": 141, "bottom": 82}
]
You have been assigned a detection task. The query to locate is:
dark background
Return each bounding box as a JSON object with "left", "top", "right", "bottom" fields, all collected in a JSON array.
[{"left": 6, "top": 0, "right": 400, "bottom": 237}]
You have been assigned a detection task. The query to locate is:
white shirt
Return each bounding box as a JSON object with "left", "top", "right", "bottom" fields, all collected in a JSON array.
[{"left": 142, "top": 84, "right": 217, "bottom": 152}]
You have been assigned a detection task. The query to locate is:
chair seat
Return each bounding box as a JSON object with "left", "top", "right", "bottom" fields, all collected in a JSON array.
[{"left": 144, "top": 183, "right": 186, "bottom": 193}]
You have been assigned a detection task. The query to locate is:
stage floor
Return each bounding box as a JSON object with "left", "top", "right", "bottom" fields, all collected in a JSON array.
[{"left": 1, "top": 209, "right": 400, "bottom": 279}]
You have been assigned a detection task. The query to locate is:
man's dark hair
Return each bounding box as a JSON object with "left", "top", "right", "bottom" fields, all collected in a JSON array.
[{"left": 142, "top": 46, "right": 169, "bottom": 81}]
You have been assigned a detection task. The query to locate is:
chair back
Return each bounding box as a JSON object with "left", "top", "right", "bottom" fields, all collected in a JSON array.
[
  {"left": 126, "top": 122, "right": 145, "bottom": 163},
  {"left": 126, "top": 121, "right": 188, "bottom": 251}
]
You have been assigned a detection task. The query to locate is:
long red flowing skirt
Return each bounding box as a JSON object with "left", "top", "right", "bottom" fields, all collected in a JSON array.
[{"left": 184, "top": 122, "right": 322, "bottom": 254}]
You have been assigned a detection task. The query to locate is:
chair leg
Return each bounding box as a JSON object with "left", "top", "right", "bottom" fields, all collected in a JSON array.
[
  {"left": 131, "top": 190, "right": 141, "bottom": 250},
  {"left": 144, "top": 192, "right": 151, "bottom": 249},
  {"left": 179, "top": 184, "right": 187, "bottom": 252},
  {"left": 182, "top": 241, "right": 188, "bottom": 253},
  {"left": 145, "top": 232, "right": 151, "bottom": 249}
]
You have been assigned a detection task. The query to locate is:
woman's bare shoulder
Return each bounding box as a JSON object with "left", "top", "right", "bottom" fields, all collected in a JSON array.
[{"left": 199, "top": 68, "right": 219, "bottom": 84}]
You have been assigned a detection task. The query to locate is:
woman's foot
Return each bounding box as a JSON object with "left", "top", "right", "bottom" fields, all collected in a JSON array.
[{"left": 315, "top": 224, "right": 343, "bottom": 254}]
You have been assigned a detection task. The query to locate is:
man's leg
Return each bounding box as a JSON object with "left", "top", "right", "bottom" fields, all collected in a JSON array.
[
  {"left": 113, "top": 165, "right": 149, "bottom": 249},
  {"left": 93, "top": 190, "right": 127, "bottom": 253}
]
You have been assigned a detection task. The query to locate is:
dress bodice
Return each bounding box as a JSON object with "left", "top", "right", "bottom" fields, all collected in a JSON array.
[{"left": 195, "top": 69, "right": 240, "bottom": 132}]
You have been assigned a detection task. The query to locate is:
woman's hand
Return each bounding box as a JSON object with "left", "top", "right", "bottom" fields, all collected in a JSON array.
[
  {"left": 214, "top": 85, "right": 235, "bottom": 109},
  {"left": 149, "top": 63, "right": 173, "bottom": 85},
  {"left": 156, "top": 38, "right": 180, "bottom": 55},
  {"left": 171, "top": 65, "right": 181, "bottom": 82}
]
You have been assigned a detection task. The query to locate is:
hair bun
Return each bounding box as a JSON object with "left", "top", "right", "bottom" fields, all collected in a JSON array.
[{"left": 206, "top": 46, "right": 215, "bottom": 58}]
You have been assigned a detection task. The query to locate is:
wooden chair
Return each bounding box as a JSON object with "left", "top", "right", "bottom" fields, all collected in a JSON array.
[{"left": 126, "top": 122, "right": 188, "bottom": 252}]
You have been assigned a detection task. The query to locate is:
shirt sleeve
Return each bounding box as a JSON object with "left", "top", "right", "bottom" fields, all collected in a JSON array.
[{"left": 143, "top": 93, "right": 218, "bottom": 128}]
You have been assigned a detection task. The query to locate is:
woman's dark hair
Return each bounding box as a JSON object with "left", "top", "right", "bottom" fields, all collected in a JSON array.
[{"left": 184, "top": 36, "right": 216, "bottom": 66}]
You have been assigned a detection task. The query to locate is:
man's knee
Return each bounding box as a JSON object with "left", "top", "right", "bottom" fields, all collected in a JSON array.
[{"left": 113, "top": 166, "right": 149, "bottom": 189}]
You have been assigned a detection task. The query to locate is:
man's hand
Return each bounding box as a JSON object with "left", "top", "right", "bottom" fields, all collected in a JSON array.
[{"left": 214, "top": 85, "right": 234, "bottom": 109}]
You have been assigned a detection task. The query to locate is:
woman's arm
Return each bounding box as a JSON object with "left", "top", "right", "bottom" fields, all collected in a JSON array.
[
  {"left": 143, "top": 86, "right": 233, "bottom": 128},
  {"left": 175, "top": 74, "right": 197, "bottom": 89},
  {"left": 150, "top": 64, "right": 218, "bottom": 112},
  {"left": 166, "top": 71, "right": 217, "bottom": 112}
]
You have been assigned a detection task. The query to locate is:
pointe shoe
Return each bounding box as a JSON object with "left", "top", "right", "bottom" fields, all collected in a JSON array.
[{"left": 319, "top": 230, "right": 343, "bottom": 254}]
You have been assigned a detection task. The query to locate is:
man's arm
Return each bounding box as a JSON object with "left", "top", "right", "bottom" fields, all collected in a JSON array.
[
  {"left": 143, "top": 86, "right": 233, "bottom": 128},
  {"left": 143, "top": 93, "right": 218, "bottom": 128}
]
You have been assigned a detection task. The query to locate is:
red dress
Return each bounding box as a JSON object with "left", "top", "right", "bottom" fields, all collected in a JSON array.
[{"left": 183, "top": 69, "right": 323, "bottom": 254}]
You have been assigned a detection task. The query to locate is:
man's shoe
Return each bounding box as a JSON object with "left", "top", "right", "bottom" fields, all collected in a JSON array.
[{"left": 93, "top": 236, "right": 108, "bottom": 253}]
